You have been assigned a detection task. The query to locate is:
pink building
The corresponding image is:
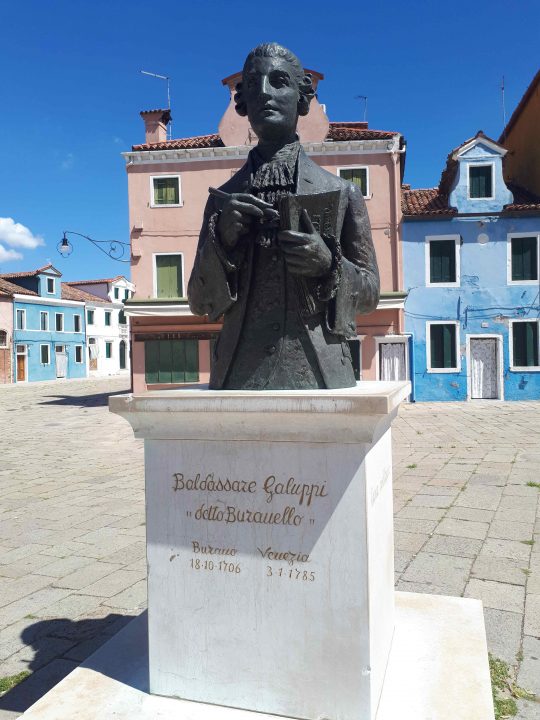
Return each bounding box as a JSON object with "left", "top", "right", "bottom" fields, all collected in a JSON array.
[
  {"left": 124, "top": 69, "right": 408, "bottom": 392},
  {"left": 0, "top": 279, "right": 19, "bottom": 383}
]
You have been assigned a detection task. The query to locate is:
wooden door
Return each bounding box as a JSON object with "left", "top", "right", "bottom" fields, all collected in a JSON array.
[
  {"left": 470, "top": 338, "right": 498, "bottom": 399},
  {"left": 16, "top": 353, "right": 25, "bottom": 381}
]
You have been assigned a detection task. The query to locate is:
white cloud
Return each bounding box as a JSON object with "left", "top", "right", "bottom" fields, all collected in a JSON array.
[
  {"left": 0, "top": 217, "right": 44, "bottom": 249},
  {"left": 61, "top": 153, "right": 74, "bottom": 170},
  {"left": 0, "top": 246, "right": 23, "bottom": 262}
]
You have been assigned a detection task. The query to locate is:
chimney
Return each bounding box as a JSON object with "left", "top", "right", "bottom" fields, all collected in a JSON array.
[{"left": 140, "top": 109, "right": 171, "bottom": 144}]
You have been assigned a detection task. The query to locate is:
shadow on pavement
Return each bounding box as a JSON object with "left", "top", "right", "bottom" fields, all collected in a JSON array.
[
  {"left": 38, "top": 389, "right": 128, "bottom": 408},
  {"left": 0, "top": 613, "right": 134, "bottom": 715}
]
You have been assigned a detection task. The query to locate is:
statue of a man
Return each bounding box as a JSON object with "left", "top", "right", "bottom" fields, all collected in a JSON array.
[{"left": 188, "top": 43, "right": 380, "bottom": 390}]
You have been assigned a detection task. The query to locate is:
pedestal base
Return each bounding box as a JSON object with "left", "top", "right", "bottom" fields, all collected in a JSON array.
[{"left": 17, "top": 592, "right": 494, "bottom": 720}]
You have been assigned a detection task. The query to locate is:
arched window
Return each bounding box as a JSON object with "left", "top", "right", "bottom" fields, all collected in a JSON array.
[{"left": 0, "top": 330, "right": 8, "bottom": 348}]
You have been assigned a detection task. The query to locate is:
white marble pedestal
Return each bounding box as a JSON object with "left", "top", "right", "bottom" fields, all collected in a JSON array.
[{"left": 110, "top": 381, "right": 410, "bottom": 720}]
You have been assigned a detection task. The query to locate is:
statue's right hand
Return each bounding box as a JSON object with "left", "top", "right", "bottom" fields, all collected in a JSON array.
[{"left": 217, "top": 193, "right": 274, "bottom": 249}]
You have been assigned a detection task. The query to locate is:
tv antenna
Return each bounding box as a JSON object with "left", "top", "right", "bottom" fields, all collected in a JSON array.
[
  {"left": 501, "top": 75, "right": 507, "bottom": 137},
  {"left": 140, "top": 70, "right": 172, "bottom": 140},
  {"left": 355, "top": 95, "right": 368, "bottom": 123}
]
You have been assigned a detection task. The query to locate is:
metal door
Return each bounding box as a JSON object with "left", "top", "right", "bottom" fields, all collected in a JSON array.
[{"left": 470, "top": 338, "right": 498, "bottom": 399}]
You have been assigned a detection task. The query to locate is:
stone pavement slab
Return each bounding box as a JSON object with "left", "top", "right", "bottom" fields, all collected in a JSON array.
[{"left": 1, "top": 383, "right": 540, "bottom": 718}]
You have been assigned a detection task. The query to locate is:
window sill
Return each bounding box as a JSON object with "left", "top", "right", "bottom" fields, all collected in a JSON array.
[
  {"left": 426, "top": 368, "right": 460, "bottom": 374},
  {"left": 150, "top": 203, "right": 183, "bottom": 209},
  {"left": 507, "top": 280, "right": 539, "bottom": 285},
  {"left": 510, "top": 366, "right": 540, "bottom": 372},
  {"left": 426, "top": 282, "right": 460, "bottom": 288}
]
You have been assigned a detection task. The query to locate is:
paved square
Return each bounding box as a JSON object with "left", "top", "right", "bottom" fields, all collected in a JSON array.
[{"left": 0, "top": 380, "right": 539, "bottom": 718}]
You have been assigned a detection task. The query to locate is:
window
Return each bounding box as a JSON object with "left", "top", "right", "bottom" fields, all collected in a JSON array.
[
  {"left": 469, "top": 164, "right": 493, "bottom": 199},
  {"left": 119, "top": 310, "right": 127, "bottom": 325},
  {"left": 427, "top": 236, "right": 460, "bottom": 285},
  {"left": 16, "top": 309, "right": 25, "bottom": 330},
  {"left": 511, "top": 321, "right": 539, "bottom": 369},
  {"left": 0, "top": 330, "right": 7, "bottom": 347},
  {"left": 40, "top": 311, "right": 49, "bottom": 331},
  {"left": 87, "top": 309, "right": 94, "bottom": 325},
  {"left": 151, "top": 175, "right": 181, "bottom": 206},
  {"left": 105, "top": 311, "right": 111, "bottom": 326},
  {"left": 509, "top": 235, "right": 538, "bottom": 283},
  {"left": 338, "top": 167, "right": 369, "bottom": 197},
  {"left": 55, "top": 313, "right": 64, "bottom": 332},
  {"left": 75, "top": 345, "right": 83, "bottom": 364},
  {"left": 114, "top": 287, "right": 119, "bottom": 300},
  {"left": 40, "top": 344, "right": 50, "bottom": 364},
  {"left": 46, "top": 277, "right": 55, "bottom": 294},
  {"left": 155, "top": 254, "right": 183, "bottom": 298},
  {"left": 124, "top": 289, "right": 129, "bottom": 300},
  {"left": 74, "top": 315, "right": 81, "bottom": 332},
  {"left": 145, "top": 339, "right": 199, "bottom": 384},
  {"left": 428, "top": 322, "right": 459, "bottom": 371},
  {"left": 105, "top": 341, "right": 112, "bottom": 359}
]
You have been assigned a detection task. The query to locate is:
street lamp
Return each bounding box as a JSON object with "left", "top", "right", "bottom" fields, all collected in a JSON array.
[{"left": 57, "top": 231, "right": 131, "bottom": 263}]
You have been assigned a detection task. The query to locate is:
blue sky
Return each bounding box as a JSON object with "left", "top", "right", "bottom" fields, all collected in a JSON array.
[{"left": 0, "top": 0, "right": 538, "bottom": 280}]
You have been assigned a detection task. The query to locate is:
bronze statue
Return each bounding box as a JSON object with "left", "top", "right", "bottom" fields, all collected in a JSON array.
[{"left": 188, "top": 43, "right": 380, "bottom": 389}]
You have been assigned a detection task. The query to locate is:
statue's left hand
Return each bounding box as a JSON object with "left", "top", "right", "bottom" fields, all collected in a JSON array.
[{"left": 277, "top": 209, "right": 332, "bottom": 278}]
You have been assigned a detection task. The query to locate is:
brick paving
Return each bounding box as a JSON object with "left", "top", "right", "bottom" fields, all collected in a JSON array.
[{"left": 0, "top": 380, "right": 539, "bottom": 718}]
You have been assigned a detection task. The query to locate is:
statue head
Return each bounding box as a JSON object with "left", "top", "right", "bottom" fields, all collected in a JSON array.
[{"left": 234, "top": 43, "right": 315, "bottom": 142}]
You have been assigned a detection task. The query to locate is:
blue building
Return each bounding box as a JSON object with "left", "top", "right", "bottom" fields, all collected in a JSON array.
[
  {"left": 0, "top": 264, "right": 88, "bottom": 383},
  {"left": 402, "top": 132, "right": 540, "bottom": 401}
]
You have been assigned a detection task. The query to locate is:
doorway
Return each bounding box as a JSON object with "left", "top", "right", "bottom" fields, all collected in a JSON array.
[
  {"left": 469, "top": 337, "right": 500, "bottom": 399},
  {"left": 16, "top": 345, "right": 27, "bottom": 382},
  {"left": 55, "top": 345, "right": 67, "bottom": 378},
  {"left": 379, "top": 340, "right": 408, "bottom": 381},
  {"left": 119, "top": 340, "right": 126, "bottom": 370}
]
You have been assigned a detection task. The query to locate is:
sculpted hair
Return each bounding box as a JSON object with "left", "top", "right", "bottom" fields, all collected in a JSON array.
[{"left": 234, "top": 43, "right": 315, "bottom": 118}]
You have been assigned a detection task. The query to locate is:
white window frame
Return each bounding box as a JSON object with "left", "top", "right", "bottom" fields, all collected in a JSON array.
[
  {"left": 55, "top": 312, "right": 64, "bottom": 333},
  {"left": 426, "top": 321, "right": 461, "bottom": 373},
  {"left": 153, "top": 252, "right": 185, "bottom": 299},
  {"left": 74, "top": 314, "right": 81, "bottom": 333},
  {"left": 40, "top": 343, "right": 50, "bottom": 365},
  {"left": 336, "top": 166, "right": 370, "bottom": 199},
  {"left": 16, "top": 309, "right": 26, "bottom": 330},
  {"left": 46, "top": 277, "right": 55, "bottom": 294},
  {"left": 75, "top": 345, "right": 83, "bottom": 364},
  {"left": 509, "top": 319, "right": 540, "bottom": 372},
  {"left": 465, "top": 334, "right": 504, "bottom": 401},
  {"left": 467, "top": 162, "right": 495, "bottom": 200},
  {"left": 150, "top": 174, "right": 182, "bottom": 208},
  {"left": 507, "top": 232, "right": 540, "bottom": 286},
  {"left": 40, "top": 311, "right": 49, "bottom": 331},
  {"left": 374, "top": 335, "right": 409, "bottom": 381},
  {"left": 425, "top": 234, "right": 461, "bottom": 287}
]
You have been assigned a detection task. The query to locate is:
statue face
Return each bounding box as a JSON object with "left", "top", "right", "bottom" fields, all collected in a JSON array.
[{"left": 242, "top": 56, "right": 300, "bottom": 142}]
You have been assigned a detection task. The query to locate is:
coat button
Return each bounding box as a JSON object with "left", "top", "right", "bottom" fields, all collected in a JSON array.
[{"left": 265, "top": 345, "right": 277, "bottom": 355}]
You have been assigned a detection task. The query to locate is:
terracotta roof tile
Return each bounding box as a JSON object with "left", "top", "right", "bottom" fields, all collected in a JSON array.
[
  {"left": 402, "top": 188, "right": 456, "bottom": 217},
  {"left": 61, "top": 283, "right": 109, "bottom": 303},
  {"left": 0, "top": 277, "right": 37, "bottom": 297},
  {"left": 131, "top": 122, "right": 400, "bottom": 151},
  {"left": 67, "top": 278, "right": 116, "bottom": 285},
  {"left": 0, "top": 263, "right": 58, "bottom": 280}
]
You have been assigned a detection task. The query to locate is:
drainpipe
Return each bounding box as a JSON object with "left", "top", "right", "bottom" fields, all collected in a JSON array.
[
  {"left": 405, "top": 332, "right": 415, "bottom": 402},
  {"left": 389, "top": 140, "right": 406, "bottom": 332}
]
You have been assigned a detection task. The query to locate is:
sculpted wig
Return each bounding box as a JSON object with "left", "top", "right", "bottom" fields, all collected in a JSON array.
[{"left": 234, "top": 43, "right": 315, "bottom": 118}]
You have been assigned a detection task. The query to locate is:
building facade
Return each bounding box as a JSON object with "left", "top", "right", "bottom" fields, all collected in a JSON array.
[
  {"left": 402, "top": 132, "right": 540, "bottom": 401},
  {"left": 124, "top": 69, "right": 408, "bottom": 392},
  {"left": 0, "top": 265, "right": 88, "bottom": 383},
  {"left": 0, "top": 278, "right": 21, "bottom": 383},
  {"left": 67, "top": 276, "right": 134, "bottom": 376}
]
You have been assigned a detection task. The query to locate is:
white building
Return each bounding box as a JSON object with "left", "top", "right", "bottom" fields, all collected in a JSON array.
[{"left": 67, "top": 276, "right": 135, "bottom": 376}]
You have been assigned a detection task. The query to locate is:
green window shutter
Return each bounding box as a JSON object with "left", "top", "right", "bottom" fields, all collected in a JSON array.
[
  {"left": 153, "top": 177, "right": 179, "bottom": 205},
  {"left": 156, "top": 255, "right": 183, "bottom": 298},
  {"left": 145, "top": 341, "right": 160, "bottom": 383},
  {"left": 158, "top": 340, "right": 173, "bottom": 383},
  {"left": 469, "top": 166, "right": 492, "bottom": 198},
  {"left": 184, "top": 340, "right": 199, "bottom": 382},
  {"left": 430, "top": 240, "right": 456, "bottom": 283},
  {"left": 511, "top": 237, "right": 537, "bottom": 281},
  {"left": 105, "top": 312, "right": 111, "bottom": 326},
  {"left": 339, "top": 168, "right": 367, "bottom": 196},
  {"left": 430, "top": 324, "right": 456, "bottom": 369},
  {"left": 171, "top": 339, "right": 186, "bottom": 383},
  {"left": 513, "top": 322, "right": 539, "bottom": 367}
]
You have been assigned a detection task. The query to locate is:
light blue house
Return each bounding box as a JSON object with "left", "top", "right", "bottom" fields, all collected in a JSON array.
[
  {"left": 0, "top": 264, "right": 88, "bottom": 382},
  {"left": 402, "top": 132, "right": 540, "bottom": 401}
]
